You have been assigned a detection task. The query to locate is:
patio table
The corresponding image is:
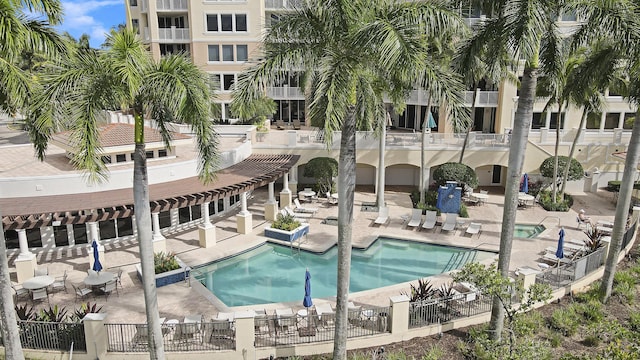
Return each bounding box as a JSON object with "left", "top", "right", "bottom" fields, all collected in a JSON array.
[
  {"left": 23, "top": 276, "right": 54, "bottom": 290},
  {"left": 83, "top": 271, "right": 115, "bottom": 287}
]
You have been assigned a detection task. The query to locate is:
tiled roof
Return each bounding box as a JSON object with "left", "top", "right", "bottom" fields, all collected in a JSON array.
[
  {"left": 52, "top": 123, "right": 190, "bottom": 149},
  {"left": 1, "top": 154, "right": 299, "bottom": 229}
]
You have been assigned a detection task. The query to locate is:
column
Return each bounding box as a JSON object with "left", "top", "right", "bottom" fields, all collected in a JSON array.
[
  {"left": 236, "top": 192, "right": 253, "bottom": 234},
  {"left": 199, "top": 202, "right": 216, "bottom": 248},
  {"left": 87, "top": 222, "right": 105, "bottom": 271},
  {"left": 264, "top": 182, "right": 279, "bottom": 221},
  {"left": 151, "top": 212, "right": 167, "bottom": 254},
  {"left": 234, "top": 311, "right": 256, "bottom": 359},
  {"left": 517, "top": 268, "right": 540, "bottom": 303},
  {"left": 389, "top": 295, "right": 410, "bottom": 335},
  {"left": 14, "top": 229, "right": 37, "bottom": 283},
  {"left": 376, "top": 118, "right": 386, "bottom": 207},
  {"left": 280, "top": 173, "right": 293, "bottom": 209},
  {"left": 288, "top": 166, "right": 299, "bottom": 194},
  {"left": 83, "top": 313, "right": 108, "bottom": 360}
]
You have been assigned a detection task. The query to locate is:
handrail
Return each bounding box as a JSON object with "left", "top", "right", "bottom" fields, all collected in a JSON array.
[{"left": 538, "top": 215, "right": 561, "bottom": 227}]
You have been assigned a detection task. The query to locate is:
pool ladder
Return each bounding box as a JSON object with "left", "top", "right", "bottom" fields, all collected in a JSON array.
[{"left": 538, "top": 215, "right": 561, "bottom": 227}]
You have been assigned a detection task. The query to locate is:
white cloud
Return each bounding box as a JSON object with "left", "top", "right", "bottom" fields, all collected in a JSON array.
[{"left": 59, "top": 0, "right": 123, "bottom": 47}]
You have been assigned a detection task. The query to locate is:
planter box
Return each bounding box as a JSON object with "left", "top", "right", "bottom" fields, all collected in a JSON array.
[
  {"left": 264, "top": 223, "right": 310, "bottom": 242},
  {"left": 135, "top": 256, "right": 190, "bottom": 288}
]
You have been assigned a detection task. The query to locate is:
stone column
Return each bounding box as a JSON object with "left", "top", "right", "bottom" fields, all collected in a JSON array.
[
  {"left": 264, "top": 182, "right": 279, "bottom": 221},
  {"left": 236, "top": 192, "right": 253, "bottom": 234},
  {"left": 14, "top": 229, "right": 36, "bottom": 283},
  {"left": 280, "top": 173, "right": 292, "bottom": 209},
  {"left": 517, "top": 268, "right": 540, "bottom": 302},
  {"left": 151, "top": 212, "right": 167, "bottom": 254},
  {"left": 288, "top": 166, "right": 299, "bottom": 194},
  {"left": 199, "top": 202, "right": 216, "bottom": 248},
  {"left": 234, "top": 311, "right": 256, "bottom": 359},
  {"left": 376, "top": 119, "right": 386, "bottom": 207},
  {"left": 87, "top": 222, "right": 105, "bottom": 270},
  {"left": 83, "top": 313, "right": 108, "bottom": 360},
  {"left": 389, "top": 294, "right": 410, "bottom": 335}
]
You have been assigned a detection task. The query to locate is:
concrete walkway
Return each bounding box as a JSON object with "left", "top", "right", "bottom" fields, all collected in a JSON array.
[{"left": 13, "top": 186, "right": 617, "bottom": 324}]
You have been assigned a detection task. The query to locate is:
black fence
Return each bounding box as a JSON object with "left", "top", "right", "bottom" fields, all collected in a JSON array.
[
  {"left": 408, "top": 293, "right": 492, "bottom": 329},
  {"left": 17, "top": 320, "right": 86, "bottom": 352}
]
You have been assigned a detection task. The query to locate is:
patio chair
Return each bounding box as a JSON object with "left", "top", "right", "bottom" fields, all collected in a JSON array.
[
  {"left": 326, "top": 192, "right": 338, "bottom": 205},
  {"left": 347, "top": 304, "right": 362, "bottom": 326},
  {"left": 576, "top": 216, "right": 587, "bottom": 229},
  {"left": 11, "top": 283, "right": 30, "bottom": 303},
  {"left": 465, "top": 222, "right": 482, "bottom": 238},
  {"left": 116, "top": 268, "right": 124, "bottom": 289},
  {"left": 406, "top": 208, "right": 423, "bottom": 229},
  {"left": 421, "top": 211, "right": 438, "bottom": 232},
  {"left": 314, "top": 303, "right": 335, "bottom": 327},
  {"left": 34, "top": 267, "right": 48, "bottom": 276},
  {"left": 50, "top": 269, "right": 68, "bottom": 293},
  {"left": 206, "top": 318, "right": 234, "bottom": 341},
  {"left": 374, "top": 207, "right": 389, "bottom": 226},
  {"left": 441, "top": 213, "right": 458, "bottom": 233},
  {"left": 284, "top": 206, "right": 313, "bottom": 218},
  {"left": 253, "top": 310, "right": 271, "bottom": 335},
  {"left": 274, "top": 308, "right": 296, "bottom": 333},
  {"left": 72, "top": 283, "right": 93, "bottom": 302},
  {"left": 294, "top": 199, "right": 318, "bottom": 214},
  {"left": 276, "top": 120, "right": 286, "bottom": 130},
  {"left": 292, "top": 119, "right": 302, "bottom": 130},
  {"left": 31, "top": 288, "right": 49, "bottom": 305},
  {"left": 99, "top": 279, "right": 118, "bottom": 301}
]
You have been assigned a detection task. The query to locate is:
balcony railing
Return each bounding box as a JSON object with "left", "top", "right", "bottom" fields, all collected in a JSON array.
[
  {"left": 266, "top": 86, "right": 305, "bottom": 99},
  {"left": 265, "top": 0, "right": 302, "bottom": 10},
  {"left": 157, "top": 0, "right": 187, "bottom": 11},
  {"left": 158, "top": 27, "right": 190, "bottom": 41}
]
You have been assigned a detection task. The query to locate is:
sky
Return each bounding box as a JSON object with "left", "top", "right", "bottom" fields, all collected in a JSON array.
[{"left": 57, "top": 0, "right": 126, "bottom": 48}]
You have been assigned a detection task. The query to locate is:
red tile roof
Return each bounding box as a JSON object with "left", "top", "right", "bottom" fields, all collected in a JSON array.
[{"left": 52, "top": 123, "right": 190, "bottom": 149}]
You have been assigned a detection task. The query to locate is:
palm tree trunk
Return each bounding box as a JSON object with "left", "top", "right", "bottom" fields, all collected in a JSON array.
[
  {"left": 0, "top": 215, "right": 25, "bottom": 359},
  {"left": 332, "top": 107, "right": 356, "bottom": 360},
  {"left": 420, "top": 96, "right": 433, "bottom": 204},
  {"left": 490, "top": 66, "right": 538, "bottom": 340},
  {"left": 552, "top": 102, "right": 564, "bottom": 203},
  {"left": 133, "top": 114, "right": 166, "bottom": 360},
  {"left": 599, "top": 113, "right": 640, "bottom": 303},
  {"left": 459, "top": 87, "right": 478, "bottom": 163},
  {"left": 560, "top": 109, "right": 587, "bottom": 198}
]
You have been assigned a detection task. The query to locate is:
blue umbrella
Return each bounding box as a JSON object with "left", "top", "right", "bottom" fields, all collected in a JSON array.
[
  {"left": 92, "top": 240, "right": 103, "bottom": 272},
  {"left": 426, "top": 111, "right": 437, "bottom": 128},
  {"left": 555, "top": 228, "right": 565, "bottom": 259},
  {"left": 520, "top": 173, "right": 529, "bottom": 193},
  {"left": 303, "top": 269, "right": 313, "bottom": 308}
]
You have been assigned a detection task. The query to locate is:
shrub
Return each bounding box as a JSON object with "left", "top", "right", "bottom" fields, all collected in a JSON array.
[
  {"left": 433, "top": 162, "right": 478, "bottom": 188},
  {"left": 538, "top": 190, "right": 572, "bottom": 211},
  {"left": 72, "top": 302, "right": 103, "bottom": 322},
  {"left": 548, "top": 331, "right": 563, "bottom": 348},
  {"left": 613, "top": 281, "right": 635, "bottom": 304},
  {"left": 574, "top": 300, "right": 604, "bottom": 323},
  {"left": 583, "top": 334, "right": 601, "bottom": 347},
  {"left": 550, "top": 307, "right": 580, "bottom": 336},
  {"left": 539, "top": 156, "right": 584, "bottom": 183},
  {"left": 513, "top": 311, "right": 545, "bottom": 337},
  {"left": 613, "top": 270, "right": 637, "bottom": 286},
  {"left": 154, "top": 252, "right": 180, "bottom": 274},
  {"left": 421, "top": 345, "right": 445, "bottom": 360},
  {"left": 628, "top": 313, "right": 640, "bottom": 332},
  {"left": 574, "top": 283, "right": 601, "bottom": 303},
  {"left": 410, "top": 189, "right": 438, "bottom": 208},
  {"left": 607, "top": 180, "right": 640, "bottom": 192},
  {"left": 459, "top": 203, "right": 469, "bottom": 218},
  {"left": 271, "top": 213, "right": 301, "bottom": 231}
]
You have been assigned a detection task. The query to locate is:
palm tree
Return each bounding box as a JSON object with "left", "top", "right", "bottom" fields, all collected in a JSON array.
[
  {"left": 0, "top": 0, "right": 65, "bottom": 357},
  {"left": 460, "top": 0, "right": 566, "bottom": 339},
  {"left": 28, "top": 28, "right": 218, "bottom": 360},
  {"left": 233, "top": 1, "right": 464, "bottom": 357}
]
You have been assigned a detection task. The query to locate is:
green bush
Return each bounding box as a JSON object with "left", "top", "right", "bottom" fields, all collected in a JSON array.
[
  {"left": 271, "top": 213, "right": 301, "bottom": 231},
  {"left": 548, "top": 331, "right": 563, "bottom": 348},
  {"left": 459, "top": 203, "right": 469, "bottom": 218},
  {"left": 538, "top": 190, "right": 573, "bottom": 211},
  {"left": 628, "top": 312, "right": 640, "bottom": 332},
  {"left": 614, "top": 270, "right": 637, "bottom": 286},
  {"left": 432, "top": 162, "right": 478, "bottom": 188},
  {"left": 607, "top": 180, "right": 640, "bottom": 192},
  {"left": 574, "top": 300, "right": 604, "bottom": 323},
  {"left": 154, "top": 252, "right": 180, "bottom": 274},
  {"left": 613, "top": 281, "right": 635, "bottom": 304},
  {"left": 550, "top": 307, "right": 580, "bottom": 336},
  {"left": 539, "top": 156, "right": 584, "bottom": 182},
  {"left": 574, "top": 283, "right": 601, "bottom": 303},
  {"left": 513, "top": 311, "right": 545, "bottom": 337},
  {"left": 421, "top": 345, "right": 445, "bottom": 360},
  {"left": 583, "top": 334, "right": 601, "bottom": 347},
  {"left": 410, "top": 189, "right": 438, "bottom": 208}
]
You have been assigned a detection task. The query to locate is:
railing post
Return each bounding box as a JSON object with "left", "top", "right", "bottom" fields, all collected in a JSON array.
[
  {"left": 83, "top": 313, "right": 108, "bottom": 359},
  {"left": 234, "top": 311, "right": 255, "bottom": 358},
  {"left": 389, "top": 295, "right": 409, "bottom": 335}
]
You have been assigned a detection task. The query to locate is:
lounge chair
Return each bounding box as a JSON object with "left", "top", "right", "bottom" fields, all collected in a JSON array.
[
  {"left": 276, "top": 120, "right": 286, "bottom": 130},
  {"left": 326, "top": 192, "right": 338, "bottom": 205},
  {"left": 294, "top": 199, "right": 318, "bottom": 213},
  {"left": 274, "top": 308, "right": 296, "bottom": 333},
  {"left": 374, "top": 206, "right": 389, "bottom": 226},
  {"left": 406, "top": 208, "right": 423, "bottom": 228},
  {"left": 292, "top": 119, "right": 302, "bottom": 130},
  {"left": 465, "top": 222, "right": 482, "bottom": 238},
  {"left": 315, "top": 303, "right": 335, "bottom": 327},
  {"left": 421, "top": 210, "right": 437, "bottom": 232},
  {"left": 441, "top": 213, "right": 458, "bottom": 232},
  {"left": 284, "top": 206, "right": 313, "bottom": 218}
]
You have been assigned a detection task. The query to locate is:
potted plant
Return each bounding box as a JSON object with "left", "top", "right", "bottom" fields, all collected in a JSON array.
[
  {"left": 264, "top": 214, "right": 310, "bottom": 242},
  {"left": 136, "top": 252, "right": 189, "bottom": 287}
]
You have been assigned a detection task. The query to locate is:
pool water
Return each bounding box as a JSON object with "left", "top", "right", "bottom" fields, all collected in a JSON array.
[
  {"left": 514, "top": 223, "right": 546, "bottom": 238},
  {"left": 193, "top": 237, "right": 496, "bottom": 306}
]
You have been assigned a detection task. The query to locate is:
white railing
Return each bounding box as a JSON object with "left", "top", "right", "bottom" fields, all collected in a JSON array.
[
  {"left": 266, "top": 86, "right": 305, "bottom": 99},
  {"left": 143, "top": 27, "right": 150, "bottom": 41},
  {"left": 158, "top": 27, "right": 190, "bottom": 41},
  {"left": 476, "top": 91, "right": 499, "bottom": 106},
  {"left": 140, "top": 0, "right": 148, "bottom": 12},
  {"left": 156, "top": 0, "right": 187, "bottom": 11},
  {"left": 264, "top": 0, "right": 302, "bottom": 10}
]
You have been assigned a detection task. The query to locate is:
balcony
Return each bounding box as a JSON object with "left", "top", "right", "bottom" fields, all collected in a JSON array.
[
  {"left": 264, "top": 0, "right": 302, "bottom": 10},
  {"left": 158, "top": 27, "right": 190, "bottom": 41},
  {"left": 266, "top": 86, "right": 304, "bottom": 100},
  {"left": 406, "top": 90, "right": 499, "bottom": 107},
  {"left": 156, "top": 0, "right": 187, "bottom": 11}
]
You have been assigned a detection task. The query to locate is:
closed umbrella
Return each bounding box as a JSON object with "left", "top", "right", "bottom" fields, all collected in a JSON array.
[
  {"left": 92, "top": 240, "right": 103, "bottom": 272},
  {"left": 520, "top": 173, "right": 529, "bottom": 193},
  {"left": 303, "top": 269, "right": 313, "bottom": 330},
  {"left": 426, "top": 111, "right": 437, "bottom": 129},
  {"left": 555, "top": 228, "right": 565, "bottom": 260}
]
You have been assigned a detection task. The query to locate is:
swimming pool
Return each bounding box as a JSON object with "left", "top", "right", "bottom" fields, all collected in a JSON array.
[
  {"left": 514, "top": 223, "right": 546, "bottom": 238},
  {"left": 193, "top": 237, "right": 496, "bottom": 306}
]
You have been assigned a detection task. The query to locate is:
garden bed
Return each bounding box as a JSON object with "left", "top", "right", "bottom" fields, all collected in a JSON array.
[
  {"left": 135, "top": 256, "right": 189, "bottom": 288},
  {"left": 264, "top": 223, "right": 310, "bottom": 242}
]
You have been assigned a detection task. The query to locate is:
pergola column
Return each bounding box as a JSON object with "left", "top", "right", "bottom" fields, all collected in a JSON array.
[
  {"left": 151, "top": 213, "right": 166, "bottom": 254},
  {"left": 236, "top": 191, "right": 253, "bottom": 234},
  {"left": 199, "top": 202, "right": 216, "bottom": 248},
  {"left": 14, "top": 229, "right": 37, "bottom": 283},
  {"left": 288, "top": 166, "right": 299, "bottom": 194},
  {"left": 264, "top": 182, "right": 279, "bottom": 221},
  {"left": 279, "top": 173, "right": 293, "bottom": 209},
  {"left": 87, "top": 222, "right": 105, "bottom": 270}
]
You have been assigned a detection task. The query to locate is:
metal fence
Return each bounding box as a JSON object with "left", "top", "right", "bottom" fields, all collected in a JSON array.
[
  {"left": 255, "top": 306, "right": 390, "bottom": 348},
  {"left": 408, "top": 293, "right": 492, "bottom": 329},
  {"left": 17, "top": 320, "right": 86, "bottom": 352},
  {"left": 106, "top": 321, "right": 235, "bottom": 352},
  {"left": 535, "top": 247, "right": 607, "bottom": 289}
]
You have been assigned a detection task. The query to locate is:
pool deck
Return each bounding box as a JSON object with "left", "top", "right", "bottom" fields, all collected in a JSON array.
[{"left": 11, "top": 186, "right": 618, "bottom": 324}]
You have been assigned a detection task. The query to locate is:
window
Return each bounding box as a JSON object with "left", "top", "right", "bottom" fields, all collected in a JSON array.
[
  {"left": 550, "top": 113, "right": 565, "bottom": 130},
  {"left": 101, "top": 155, "right": 112, "bottom": 164},
  {"left": 235, "top": 14, "right": 247, "bottom": 31},
  {"left": 222, "top": 45, "right": 234, "bottom": 61},
  {"left": 237, "top": 45, "right": 248, "bottom": 61},
  {"left": 158, "top": 149, "right": 168, "bottom": 157},
  {"left": 146, "top": 151, "right": 154, "bottom": 159},
  {"left": 191, "top": 205, "right": 202, "bottom": 220},
  {"left": 223, "top": 74, "right": 235, "bottom": 91},
  {"left": 131, "top": 19, "right": 139, "bottom": 34},
  {"left": 174, "top": 16, "right": 185, "bottom": 28},
  {"left": 54, "top": 225, "right": 69, "bottom": 247},
  {"left": 178, "top": 207, "right": 191, "bottom": 224},
  {"left": 26, "top": 228, "right": 41, "bottom": 248},
  {"left": 158, "top": 16, "right": 171, "bottom": 28},
  {"left": 586, "top": 112, "right": 602, "bottom": 129},
  {"left": 221, "top": 14, "right": 233, "bottom": 31},
  {"left": 116, "top": 154, "right": 127, "bottom": 163},
  {"left": 208, "top": 45, "right": 219, "bottom": 61},
  {"left": 624, "top": 113, "right": 635, "bottom": 129},
  {"left": 4, "top": 230, "right": 18, "bottom": 249},
  {"left": 117, "top": 217, "right": 134, "bottom": 237},
  {"left": 130, "top": 0, "right": 137, "bottom": 6},
  {"left": 206, "top": 14, "right": 218, "bottom": 31},
  {"left": 158, "top": 211, "right": 171, "bottom": 228},
  {"left": 73, "top": 224, "right": 88, "bottom": 244},
  {"left": 604, "top": 113, "right": 620, "bottom": 129},
  {"left": 531, "top": 112, "right": 545, "bottom": 129},
  {"left": 99, "top": 220, "right": 116, "bottom": 240},
  {"left": 210, "top": 74, "right": 220, "bottom": 90}
]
